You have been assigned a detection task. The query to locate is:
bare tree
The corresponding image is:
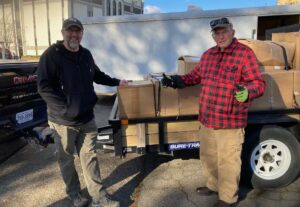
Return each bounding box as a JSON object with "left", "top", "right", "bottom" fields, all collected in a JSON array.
[{"left": 0, "top": 14, "right": 14, "bottom": 49}]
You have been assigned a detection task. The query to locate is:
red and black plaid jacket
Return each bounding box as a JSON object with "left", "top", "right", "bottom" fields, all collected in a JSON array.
[{"left": 180, "top": 38, "right": 265, "bottom": 129}]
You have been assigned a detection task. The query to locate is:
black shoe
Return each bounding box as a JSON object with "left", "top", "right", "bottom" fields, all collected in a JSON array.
[
  {"left": 196, "top": 187, "right": 218, "bottom": 195},
  {"left": 213, "top": 200, "right": 236, "bottom": 207},
  {"left": 68, "top": 193, "right": 89, "bottom": 207}
]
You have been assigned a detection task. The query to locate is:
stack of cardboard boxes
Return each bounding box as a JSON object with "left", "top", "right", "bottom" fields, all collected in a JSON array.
[
  {"left": 272, "top": 32, "right": 300, "bottom": 70},
  {"left": 117, "top": 56, "right": 200, "bottom": 119},
  {"left": 248, "top": 33, "right": 300, "bottom": 111},
  {"left": 121, "top": 121, "right": 200, "bottom": 147},
  {"left": 117, "top": 32, "right": 300, "bottom": 148},
  {"left": 117, "top": 56, "right": 201, "bottom": 147},
  {"left": 238, "top": 38, "right": 296, "bottom": 71}
]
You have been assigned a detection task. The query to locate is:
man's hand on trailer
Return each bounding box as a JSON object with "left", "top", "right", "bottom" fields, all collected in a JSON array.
[{"left": 161, "top": 73, "right": 177, "bottom": 88}]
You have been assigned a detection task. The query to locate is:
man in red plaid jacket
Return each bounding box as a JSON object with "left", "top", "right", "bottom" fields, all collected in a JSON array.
[{"left": 161, "top": 17, "right": 265, "bottom": 207}]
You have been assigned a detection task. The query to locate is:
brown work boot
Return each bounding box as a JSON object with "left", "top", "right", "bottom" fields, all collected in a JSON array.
[
  {"left": 195, "top": 187, "right": 218, "bottom": 195},
  {"left": 213, "top": 200, "right": 236, "bottom": 207}
]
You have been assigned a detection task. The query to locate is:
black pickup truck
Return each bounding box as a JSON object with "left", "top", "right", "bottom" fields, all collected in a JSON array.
[{"left": 0, "top": 62, "right": 47, "bottom": 155}]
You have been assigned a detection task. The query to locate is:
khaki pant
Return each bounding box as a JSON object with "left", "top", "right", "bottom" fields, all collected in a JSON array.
[
  {"left": 199, "top": 124, "right": 244, "bottom": 204},
  {"left": 48, "top": 119, "right": 106, "bottom": 200}
]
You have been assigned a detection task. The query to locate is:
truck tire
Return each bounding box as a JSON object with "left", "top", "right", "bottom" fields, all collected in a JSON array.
[{"left": 242, "top": 125, "right": 300, "bottom": 189}]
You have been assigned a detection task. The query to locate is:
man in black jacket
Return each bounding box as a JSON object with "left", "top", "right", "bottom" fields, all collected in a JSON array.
[{"left": 38, "top": 17, "right": 127, "bottom": 207}]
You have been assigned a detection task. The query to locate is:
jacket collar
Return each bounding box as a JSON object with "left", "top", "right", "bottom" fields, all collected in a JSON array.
[{"left": 54, "top": 41, "right": 83, "bottom": 62}]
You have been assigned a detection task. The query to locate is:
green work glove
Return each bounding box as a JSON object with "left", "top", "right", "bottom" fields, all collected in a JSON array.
[{"left": 235, "top": 85, "right": 248, "bottom": 102}]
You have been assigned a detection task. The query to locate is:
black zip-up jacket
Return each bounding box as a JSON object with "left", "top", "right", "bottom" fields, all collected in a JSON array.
[{"left": 37, "top": 41, "right": 120, "bottom": 126}]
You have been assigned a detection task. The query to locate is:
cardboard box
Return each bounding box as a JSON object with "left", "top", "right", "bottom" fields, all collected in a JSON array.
[
  {"left": 145, "top": 74, "right": 199, "bottom": 117},
  {"left": 123, "top": 131, "right": 201, "bottom": 146},
  {"left": 159, "top": 84, "right": 199, "bottom": 117},
  {"left": 121, "top": 121, "right": 200, "bottom": 146},
  {"left": 149, "top": 79, "right": 179, "bottom": 117},
  {"left": 159, "top": 86, "right": 180, "bottom": 117},
  {"left": 249, "top": 73, "right": 272, "bottom": 111},
  {"left": 117, "top": 80, "right": 156, "bottom": 119},
  {"left": 239, "top": 39, "right": 295, "bottom": 67},
  {"left": 250, "top": 70, "right": 295, "bottom": 111},
  {"left": 118, "top": 78, "right": 191, "bottom": 118},
  {"left": 293, "top": 70, "right": 300, "bottom": 108},
  {"left": 122, "top": 123, "right": 159, "bottom": 146},
  {"left": 178, "top": 85, "right": 199, "bottom": 115},
  {"left": 165, "top": 121, "right": 200, "bottom": 132},
  {"left": 177, "top": 56, "right": 200, "bottom": 75},
  {"left": 272, "top": 32, "right": 300, "bottom": 69},
  {"left": 121, "top": 123, "right": 158, "bottom": 136},
  {"left": 165, "top": 131, "right": 200, "bottom": 143},
  {"left": 123, "top": 134, "right": 159, "bottom": 146},
  {"left": 270, "top": 70, "right": 294, "bottom": 110},
  {"left": 121, "top": 121, "right": 199, "bottom": 136}
]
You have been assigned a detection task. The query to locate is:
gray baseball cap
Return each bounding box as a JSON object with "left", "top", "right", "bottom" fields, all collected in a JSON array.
[
  {"left": 210, "top": 17, "right": 232, "bottom": 31},
  {"left": 62, "top": 17, "right": 83, "bottom": 31}
]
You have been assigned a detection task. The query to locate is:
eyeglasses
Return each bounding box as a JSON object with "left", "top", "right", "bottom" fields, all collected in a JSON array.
[{"left": 210, "top": 18, "right": 230, "bottom": 28}]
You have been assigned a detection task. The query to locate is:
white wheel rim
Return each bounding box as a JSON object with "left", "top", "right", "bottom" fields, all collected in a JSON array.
[{"left": 250, "top": 139, "right": 292, "bottom": 180}]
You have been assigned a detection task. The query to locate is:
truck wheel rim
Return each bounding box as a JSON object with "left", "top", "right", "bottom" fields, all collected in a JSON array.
[{"left": 250, "top": 139, "right": 291, "bottom": 180}]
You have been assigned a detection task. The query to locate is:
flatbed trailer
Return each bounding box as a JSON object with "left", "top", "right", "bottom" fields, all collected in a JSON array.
[{"left": 98, "top": 97, "right": 300, "bottom": 189}]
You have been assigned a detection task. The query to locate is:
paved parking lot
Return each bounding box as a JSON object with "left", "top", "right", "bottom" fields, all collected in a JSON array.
[{"left": 0, "top": 95, "right": 299, "bottom": 207}]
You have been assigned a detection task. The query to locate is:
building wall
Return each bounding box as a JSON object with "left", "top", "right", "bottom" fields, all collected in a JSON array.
[
  {"left": 22, "top": 0, "right": 69, "bottom": 56},
  {"left": 105, "top": 0, "right": 143, "bottom": 16},
  {"left": 22, "top": 1, "right": 35, "bottom": 55},
  {"left": 74, "top": 1, "right": 88, "bottom": 17},
  {"left": 2, "top": 0, "right": 143, "bottom": 57},
  {"left": 123, "top": 0, "right": 143, "bottom": 15},
  {"left": 49, "top": 0, "right": 66, "bottom": 45},
  {"left": 34, "top": 1, "right": 48, "bottom": 52},
  {"left": 0, "top": 1, "right": 16, "bottom": 54},
  {"left": 124, "top": 0, "right": 143, "bottom": 8},
  {"left": 73, "top": 0, "right": 103, "bottom": 17},
  {"left": 94, "top": 6, "right": 103, "bottom": 16}
]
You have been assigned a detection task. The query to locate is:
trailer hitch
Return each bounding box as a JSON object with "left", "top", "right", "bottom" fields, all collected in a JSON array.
[{"left": 23, "top": 126, "right": 55, "bottom": 147}]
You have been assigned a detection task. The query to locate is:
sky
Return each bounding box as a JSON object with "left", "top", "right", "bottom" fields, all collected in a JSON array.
[{"left": 144, "top": 0, "right": 277, "bottom": 14}]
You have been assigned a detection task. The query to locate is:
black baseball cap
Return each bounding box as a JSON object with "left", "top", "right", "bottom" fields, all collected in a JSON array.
[
  {"left": 62, "top": 17, "right": 83, "bottom": 31},
  {"left": 210, "top": 17, "right": 232, "bottom": 31}
]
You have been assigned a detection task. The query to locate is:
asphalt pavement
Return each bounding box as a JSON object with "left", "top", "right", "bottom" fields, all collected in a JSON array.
[{"left": 0, "top": 95, "right": 299, "bottom": 207}]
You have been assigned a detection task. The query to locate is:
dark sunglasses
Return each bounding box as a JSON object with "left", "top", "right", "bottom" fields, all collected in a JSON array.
[{"left": 210, "top": 18, "right": 230, "bottom": 28}]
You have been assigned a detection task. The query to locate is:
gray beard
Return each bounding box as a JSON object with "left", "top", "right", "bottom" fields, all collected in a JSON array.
[{"left": 68, "top": 40, "right": 79, "bottom": 50}]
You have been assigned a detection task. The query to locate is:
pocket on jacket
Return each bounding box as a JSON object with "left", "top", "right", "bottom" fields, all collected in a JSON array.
[
  {"left": 64, "top": 94, "right": 81, "bottom": 119},
  {"left": 214, "top": 82, "right": 234, "bottom": 114},
  {"left": 232, "top": 98, "right": 250, "bottom": 115}
]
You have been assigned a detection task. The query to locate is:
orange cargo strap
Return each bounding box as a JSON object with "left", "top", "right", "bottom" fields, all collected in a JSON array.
[{"left": 120, "top": 120, "right": 129, "bottom": 125}]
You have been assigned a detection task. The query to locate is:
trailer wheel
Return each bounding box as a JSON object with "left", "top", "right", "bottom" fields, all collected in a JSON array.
[{"left": 242, "top": 126, "right": 300, "bottom": 189}]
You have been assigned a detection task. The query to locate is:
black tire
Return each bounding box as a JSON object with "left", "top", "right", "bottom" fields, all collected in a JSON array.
[{"left": 241, "top": 125, "right": 300, "bottom": 189}]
